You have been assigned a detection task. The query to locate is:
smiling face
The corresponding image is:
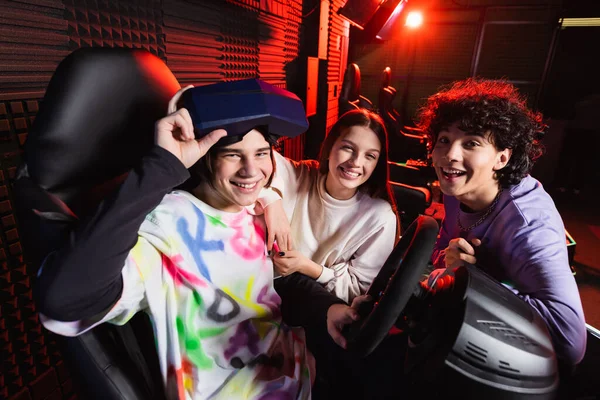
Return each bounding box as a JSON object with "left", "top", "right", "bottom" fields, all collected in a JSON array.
[
  {"left": 197, "top": 129, "right": 274, "bottom": 212},
  {"left": 325, "top": 125, "right": 382, "bottom": 200},
  {"left": 431, "top": 123, "right": 511, "bottom": 211}
]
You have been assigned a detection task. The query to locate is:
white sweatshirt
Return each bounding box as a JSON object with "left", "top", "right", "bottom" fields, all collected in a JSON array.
[{"left": 261, "top": 152, "right": 397, "bottom": 303}]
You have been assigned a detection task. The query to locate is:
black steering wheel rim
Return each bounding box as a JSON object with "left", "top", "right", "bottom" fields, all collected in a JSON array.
[{"left": 344, "top": 215, "right": 439, "bottom": 358}]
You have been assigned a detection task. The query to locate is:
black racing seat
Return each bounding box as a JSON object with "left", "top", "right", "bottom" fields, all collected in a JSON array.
[
  {"left": 377, "top": 67, "right": 434, "bottom": 225},
  {"left": 339, "top": 63, "right": 373, "bottom": 116},
  {"left": 388, "top": 160, "right": 437, "bottom": 190},
  {"left": 390, "top": 181, "right": 432, "bottom": 232},
  {"left": 14, "top": 47, "right": 179, "bottom": 399},
  {"left": 378, "top": 67, "right": 401, "bottom": 123},
  {"left": 377, "top": 67, "right": 428, "bottom": 163}
]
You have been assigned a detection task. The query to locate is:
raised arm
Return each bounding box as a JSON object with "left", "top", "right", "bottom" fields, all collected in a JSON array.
[
  {"left": 36, "top": 146, "right": 189, "bottom": 321},
  {"left": 36, "top": 88, "right": 226, "bottom": 321}
]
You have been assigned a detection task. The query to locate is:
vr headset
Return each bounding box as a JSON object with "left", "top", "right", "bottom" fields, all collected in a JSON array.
[{"left": 181, "top": 79, "right": 309, "bottom": 141}]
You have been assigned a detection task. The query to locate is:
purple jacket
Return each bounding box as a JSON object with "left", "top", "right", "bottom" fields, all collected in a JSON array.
[{"left": 432, "top": 175, "right": 587, "bottom": 365}]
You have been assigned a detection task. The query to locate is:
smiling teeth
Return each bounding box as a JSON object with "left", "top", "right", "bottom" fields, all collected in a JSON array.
[
  {"left": 233, "top": 182, "right": 257, "bottom": 188},
  {"left": 342, "top": 169, "right": 359, "bottom": 177},
  {"left": 443, "top": 168, "right": 465, "bottom": 175}
]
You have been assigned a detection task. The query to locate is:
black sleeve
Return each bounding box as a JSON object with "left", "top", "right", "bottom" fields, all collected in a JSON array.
[
  {"left": 35, "top": 146, "right": 190, "bottom": 321},
  {"left": 274, "top": 273, "right": 346, "bottom": 329}
]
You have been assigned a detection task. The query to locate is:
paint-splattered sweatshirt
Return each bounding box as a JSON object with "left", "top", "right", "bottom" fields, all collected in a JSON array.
[{"left": 36, "top": 147, "right": 316, "bottom": 399}]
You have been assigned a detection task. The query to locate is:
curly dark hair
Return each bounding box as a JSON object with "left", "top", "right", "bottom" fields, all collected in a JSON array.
[{"left": 415, "top": 78, "right": 546, "bottom": 187}]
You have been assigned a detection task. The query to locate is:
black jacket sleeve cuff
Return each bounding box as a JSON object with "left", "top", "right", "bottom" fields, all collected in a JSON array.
[{"left": 274, "top": 273, "right": 346, "bottom": 329}]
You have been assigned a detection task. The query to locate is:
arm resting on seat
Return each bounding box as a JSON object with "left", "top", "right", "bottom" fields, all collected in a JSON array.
[{"left": 35, "top": 147, "right": 190, "bottom": 322}]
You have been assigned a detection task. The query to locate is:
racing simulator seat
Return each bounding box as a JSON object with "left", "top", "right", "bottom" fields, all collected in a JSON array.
[
  {"left": 338, "top": 63, "right": 373, "bottom": 116},
  {"left": 375, "top": 68, "right": 435, "bottom": 229},
  {"left": 377, "top": 67, "right": 428, "bottom": 164},
  {"left": 13, "top": 47, "right": 179, "bottom": 400},
  {"left": 390, "top": 181, "right": 432, "bottom": 232},
  {"left": 377, "top": 67, "right": 436, "bottom": 222},
  {"left": 377, "top": 66, "right": 400, "bottom": 122}
]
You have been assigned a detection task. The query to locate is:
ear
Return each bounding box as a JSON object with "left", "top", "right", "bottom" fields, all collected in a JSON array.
[{"left": 494, "top": 148, "right": 512, "bottom": 171}]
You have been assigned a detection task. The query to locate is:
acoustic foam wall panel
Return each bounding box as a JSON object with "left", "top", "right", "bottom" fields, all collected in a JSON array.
[
  {"left": 0, "top": 0, "right": 68, "bottom": 101},
  {"left": 258, "top": 12, "right": 287, "bottom": 85},
  {"left": 325, "top": 0, "right": 351, "bottom": 131},
  {"left": 162, "top": 0, "right": 259, "bottom": 84},
  {"left": 64, "top": 0, "right": 164, "bottom": 56},
  {"left": 0, "top": 99, "right": 74, "bottom": 400}
]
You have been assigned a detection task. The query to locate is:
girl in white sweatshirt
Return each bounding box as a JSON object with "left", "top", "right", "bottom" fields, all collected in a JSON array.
[{"left": 261, "top": 109, "right": 400, "bottom": 303}]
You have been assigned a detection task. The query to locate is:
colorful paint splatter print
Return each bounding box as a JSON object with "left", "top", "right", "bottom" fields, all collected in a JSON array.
[{"left": 41, "top": 190, "right": 313, "bottom": 399}]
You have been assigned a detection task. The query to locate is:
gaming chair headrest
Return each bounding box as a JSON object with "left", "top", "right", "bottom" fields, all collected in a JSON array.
[
  {"left": 379, "top": 87, "right": 397, "bottom": 114},
  {"left": 341, "top": 63, "right": 362, "bottom": 102},
  {"left": 181, "top": 79, "right": 308, "bottom": 141},
  {"left": 381, "top": 67, "right": 392, "bottom": 88},
  {"left": 24, "top": 47, "right": 180, "bottom": 205}
]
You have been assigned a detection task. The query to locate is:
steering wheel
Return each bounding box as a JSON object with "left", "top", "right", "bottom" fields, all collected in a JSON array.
[{"left": 344, "top": 215, "right": 439, "bottom": 358}]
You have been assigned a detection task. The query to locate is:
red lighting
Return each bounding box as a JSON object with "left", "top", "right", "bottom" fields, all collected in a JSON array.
[
  {"left": 405, "top": 11, "right": 423, "bottom": 28},
  {"left": 376, "top": 0, "right": 406, "bottom": 40}
]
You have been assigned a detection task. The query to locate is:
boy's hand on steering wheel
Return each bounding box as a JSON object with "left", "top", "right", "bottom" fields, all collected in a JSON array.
[
  {"left": 326, "top": 295, "right": 371, "bottom": 349},
  {"left": 155, "top": 85, "right": 227, "bottom": 168},
  {"left": 425, "top": 237, "right": 481, "bottom": 291},
  {"left": 444, "top": 237, "right": 481, "bottom": 269}
]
